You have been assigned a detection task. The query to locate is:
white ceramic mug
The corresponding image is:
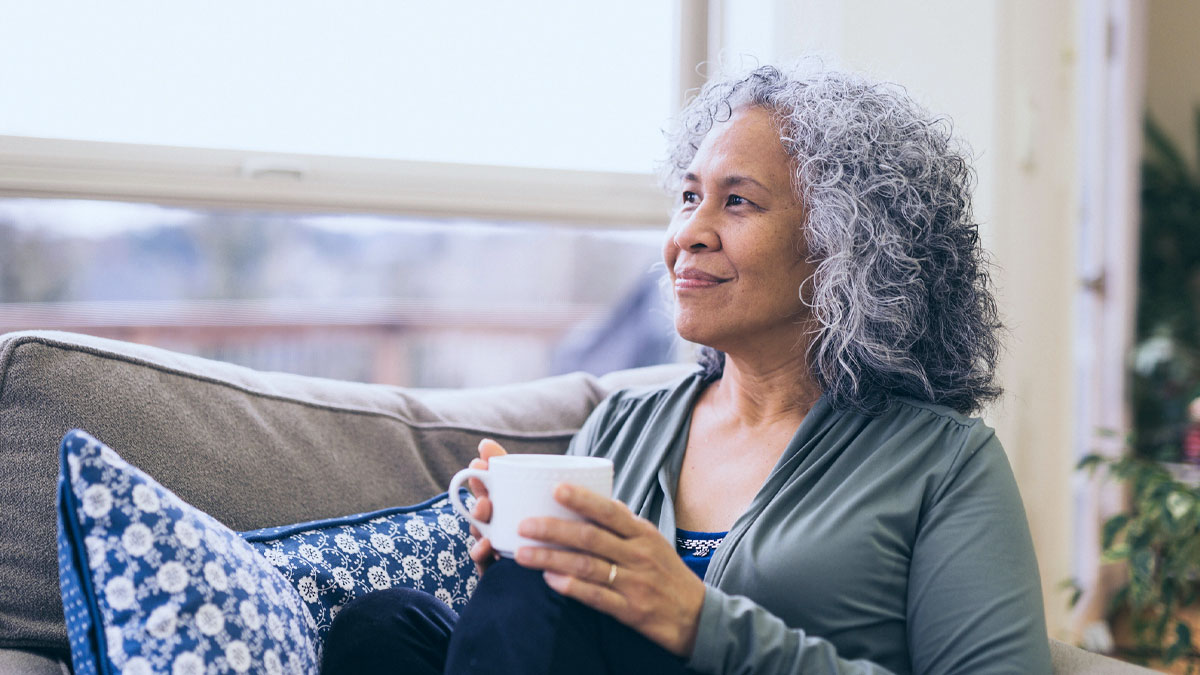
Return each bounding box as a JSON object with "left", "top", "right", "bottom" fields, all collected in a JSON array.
[{"left": 448, "top": 454, "right": 614, "bottom": 557}]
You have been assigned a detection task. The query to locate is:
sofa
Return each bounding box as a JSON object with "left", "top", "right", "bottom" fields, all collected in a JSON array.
[{"left": 0, "top": 330, "right": 1156, "bottom": 674}]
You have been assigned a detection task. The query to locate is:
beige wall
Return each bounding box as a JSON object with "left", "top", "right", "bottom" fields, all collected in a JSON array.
[
  {"left": 988, "top": 0, "right": 1080, "bottom": 641},
  {"left": 1146, "top": 0, "right": 1200, "bottom": 165},
  {"left": 722, "top": 0, "right": 1082, "bottom": 638}
]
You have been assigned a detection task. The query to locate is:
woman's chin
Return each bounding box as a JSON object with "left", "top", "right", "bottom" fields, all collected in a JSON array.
[{"left": 674, "top": 322, "right": 725, "bottom": 352}]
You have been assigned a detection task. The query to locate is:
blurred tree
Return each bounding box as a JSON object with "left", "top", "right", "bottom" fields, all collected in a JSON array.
[
  {"left": 187, "top": 214, "right": 280, "bottom": 299},
  {"left": 0, "top": 220, "right": 72, "bottom": 302}
]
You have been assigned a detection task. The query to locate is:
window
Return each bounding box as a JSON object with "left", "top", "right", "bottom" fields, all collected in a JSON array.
[
  {"left": 0, "top": 3, "right": 702, "bottom": 384},
  {"left": 2, "top": 2, "right": 676, "bottom": 173},
  {"left": 0, "top": 1, "right": 693, "bottom": 223}
]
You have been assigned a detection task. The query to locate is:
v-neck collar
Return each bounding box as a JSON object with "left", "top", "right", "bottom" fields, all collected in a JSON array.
[{"left": 649, "top": 373, "right": 835, "bottom": 583}]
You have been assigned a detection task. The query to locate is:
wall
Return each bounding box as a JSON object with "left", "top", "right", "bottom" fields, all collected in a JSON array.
[
  {"left": 988, "top": 0, "right": 1080, "bottom": 641},
  {"left": 1145, "top": 0, "right": 1200, "bottom": 165},
  {"left": 721, "top": 0, "right": 1081, "bottom": 638}
]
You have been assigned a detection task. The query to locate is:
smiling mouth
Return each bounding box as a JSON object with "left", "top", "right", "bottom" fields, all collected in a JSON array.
[
  {"left": 673, "top": 269, "right": 730, "bottom": 290},
  {"left": 675, "top": 278, "right": 726, "bottom": 291}
]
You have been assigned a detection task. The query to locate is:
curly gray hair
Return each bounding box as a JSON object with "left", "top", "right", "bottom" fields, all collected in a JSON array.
[{"left": 661, "top": 64, "right": 1003, "bottom": 415}]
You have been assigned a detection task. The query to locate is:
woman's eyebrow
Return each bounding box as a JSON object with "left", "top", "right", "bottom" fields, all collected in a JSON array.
[
  {"left": 682, "top": 172, "right": 771, "bottom": 192},
  {"left": 723, "top": 175, "right": 770, "bottom": 191}
]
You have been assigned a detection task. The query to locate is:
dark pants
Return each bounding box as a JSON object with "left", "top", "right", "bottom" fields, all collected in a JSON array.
[{"left": 321, "top": 558, "right": 694, "bottom": 675}]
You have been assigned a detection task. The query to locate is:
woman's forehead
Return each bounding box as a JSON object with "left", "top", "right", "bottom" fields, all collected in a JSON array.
[{"left": 687, "top": 108, "right": 794, "bottom": 187}]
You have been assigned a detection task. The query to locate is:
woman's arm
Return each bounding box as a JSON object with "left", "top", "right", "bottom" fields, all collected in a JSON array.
[
  {"left": 690, "top": 588, "right": 896, "bottom": 674},
  {"left": 688, "top": 436, "right": 1050, "bottom": 675},
  {"left": 517, "top": 485, "right": 898, "bottom": 673},
  {"left": 904, "top": 435, "right": 1051, "bottom": 673}
]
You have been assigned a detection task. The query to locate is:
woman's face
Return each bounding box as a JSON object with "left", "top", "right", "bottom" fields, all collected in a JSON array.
[{"left": 663, "top": 106, "right": 814, "bottom": 357}]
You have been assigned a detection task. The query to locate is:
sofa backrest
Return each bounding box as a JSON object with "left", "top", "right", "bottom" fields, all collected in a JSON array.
[{"left": 0, "top": 329, "right": 689, "bottom": 657}]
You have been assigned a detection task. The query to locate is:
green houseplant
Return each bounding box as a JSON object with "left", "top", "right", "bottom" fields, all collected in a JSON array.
[
  {"left": 1076, "top": 452, "right": 1200, "bottom": 670},
  {"left": 1133, "top": 112, "right": 1200, "bottom": 462},
  {"left": 1068, "top": 110, "right": 1200, "bottom": 670}
]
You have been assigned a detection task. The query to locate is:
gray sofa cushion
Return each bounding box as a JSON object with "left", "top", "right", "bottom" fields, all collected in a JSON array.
[{"left": 0, "top": 330, "right": 685, "bottom": 656}]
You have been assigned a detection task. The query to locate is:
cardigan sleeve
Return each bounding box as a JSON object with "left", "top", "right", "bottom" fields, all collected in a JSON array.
[
  {"left": 687, "top": 432, "right": 1051, "bottom": 675},
  {"left": 688, "top": 587, "right": 898, "bottom": 674},
  {"left": 904, "top": 433, "right": 1051, "bottom": 674}
]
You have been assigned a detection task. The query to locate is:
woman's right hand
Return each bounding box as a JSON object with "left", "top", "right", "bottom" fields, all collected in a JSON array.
[{"left": 467, "top": 438, "right": 508, "bottom": 574}]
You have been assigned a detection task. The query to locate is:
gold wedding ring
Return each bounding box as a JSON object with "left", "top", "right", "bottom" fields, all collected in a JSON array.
[{"left": 606, "top": 562, "right": 618, "bottom": 586}]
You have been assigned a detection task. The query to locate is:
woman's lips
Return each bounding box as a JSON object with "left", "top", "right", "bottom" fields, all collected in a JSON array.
[{"left": 674, "top": 268, "right": 729, "bottom": 290}]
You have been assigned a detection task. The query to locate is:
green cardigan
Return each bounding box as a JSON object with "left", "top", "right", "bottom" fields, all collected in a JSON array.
[{"left": 567, "top": 372, "right": 1051, "bottom": 675}]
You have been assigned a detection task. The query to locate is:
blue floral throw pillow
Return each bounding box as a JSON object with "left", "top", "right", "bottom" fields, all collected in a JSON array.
[
  {"left": 240, "top": 491, "right": 480, "bottom": 642},
  {"left": 56, "top": 430, "right": 319, "bottom": 675}
]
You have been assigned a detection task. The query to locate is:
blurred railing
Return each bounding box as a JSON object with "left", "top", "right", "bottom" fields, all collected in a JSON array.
[{"left": 0, "top": 298, "right": 610, "bottom": 387}]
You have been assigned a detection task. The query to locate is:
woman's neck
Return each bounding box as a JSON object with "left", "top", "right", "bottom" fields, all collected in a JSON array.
[{"left": 704, "top": 353, "right": 821, "bottom": 429}]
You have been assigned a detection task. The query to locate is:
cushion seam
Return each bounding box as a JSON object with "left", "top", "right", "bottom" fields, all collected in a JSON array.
[{"left": 238, "top": 491, "right": 460, "bottom": 541}]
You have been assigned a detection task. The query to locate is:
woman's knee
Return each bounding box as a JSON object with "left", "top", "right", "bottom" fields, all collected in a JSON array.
[
  {"left": 445, "top": 559, "right": 604, "bottom": 674},
  {"left": 322, "top": 588, "right": 458, "bottom": 675},
  {"left": 447, "top": 560, "right": 691, "bottom": 675}
]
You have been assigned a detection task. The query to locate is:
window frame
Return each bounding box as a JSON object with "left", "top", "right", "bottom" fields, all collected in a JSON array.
[{"left": 0, "top": 135, "right": 671, "bottom": 227}]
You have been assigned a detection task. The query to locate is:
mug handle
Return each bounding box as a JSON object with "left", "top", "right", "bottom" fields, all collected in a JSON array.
[{"left": 448, "top": 468, "right": 490, "bottom": 539}]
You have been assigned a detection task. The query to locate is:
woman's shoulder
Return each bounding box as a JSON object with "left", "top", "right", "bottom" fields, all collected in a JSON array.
[
  {"left": 875, "top": 397, "right": 1011, "bottom": 504},
  {"left": 885, "top": 396, "right": 991, "bottom": 431},
  {"left": 593, "top": 367, "right": 704, "bottom": 419},
  {"left": 568, "top": 369, "right": 703, "bottom": 461},
  {"left": 836, "top": 396, "right": 1003, "bottom": 479}
]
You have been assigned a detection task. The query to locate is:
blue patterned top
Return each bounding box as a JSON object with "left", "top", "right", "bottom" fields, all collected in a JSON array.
[{"left": 676, "top": 528, "right": 727, "bottom": 579}]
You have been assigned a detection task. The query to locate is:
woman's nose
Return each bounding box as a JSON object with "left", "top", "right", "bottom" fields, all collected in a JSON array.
[{"left": 671, "top": 203, "right": 721, "bottom": 252}]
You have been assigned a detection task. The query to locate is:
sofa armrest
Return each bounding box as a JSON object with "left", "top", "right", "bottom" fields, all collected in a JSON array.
[{"left": 1049, "top": 639, "right": 1160, "bottom": 674}]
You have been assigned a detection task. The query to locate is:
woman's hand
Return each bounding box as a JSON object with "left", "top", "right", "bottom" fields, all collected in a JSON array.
[
  {"left": 466, "top": 438, "right": 507, "bottom": 575},
  {"left": 514, "top": 484, "right": 708, "bottom": 658}
]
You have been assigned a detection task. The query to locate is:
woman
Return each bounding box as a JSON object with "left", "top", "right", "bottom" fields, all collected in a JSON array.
[{"left": 322, "top": 64, "right": 1051, "bottom": 674}]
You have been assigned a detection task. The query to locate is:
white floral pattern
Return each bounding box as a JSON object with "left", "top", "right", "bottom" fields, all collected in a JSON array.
[
  {"left": 55, "top": 430, "right": 319, "bottom": 675},
  {"left": 241, "top": 492, "right": 480, "bottom": 642}
]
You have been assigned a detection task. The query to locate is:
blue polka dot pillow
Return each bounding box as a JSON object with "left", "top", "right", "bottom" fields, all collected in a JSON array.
[
  {"left": 56, "top": 430, "right": 320, "bottom": 675},
  {"left": 240, "top": 491, "right": 480, "bottom": 642}
]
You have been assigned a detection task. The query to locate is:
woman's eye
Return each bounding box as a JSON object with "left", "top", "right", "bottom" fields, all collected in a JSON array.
[
  {"left": 681, "top": 191, "right": 699, "bottom": 204},
  {"left": 726, "top": 194, "right": 748, "bottom": 207}
]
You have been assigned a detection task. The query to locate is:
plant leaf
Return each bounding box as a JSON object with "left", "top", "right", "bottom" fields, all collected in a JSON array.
[
  {"left": 1166, "top": 620, "right": 1193, "bottom": 663},
  {"left": 1146, "top": 114, "right": 1192, "bottom": 184},
  {"left": 1102, "top": 514, "right": 1130, "bottom": 550},
  {"left": 1077, "top": 453, "right": 1106, "bottom": 472}
]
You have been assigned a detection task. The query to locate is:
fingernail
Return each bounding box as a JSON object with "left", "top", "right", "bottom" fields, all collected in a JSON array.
[
  {"left": 543, "top": 571, "right": 566, "bottom": 590},
  {"left": 556, "top": 484, "right": 573, "bottom": 499},
  {"left": 517, "top": 519, "right": 536, "bottom": 536},
  {"left": 515, "top": 547, "right": 532, "bottom": 563}
]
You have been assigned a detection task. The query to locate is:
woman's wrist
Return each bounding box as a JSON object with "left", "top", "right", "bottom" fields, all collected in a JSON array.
[{"left": 667, "top": 576, "right": 707, "bottom": 657}]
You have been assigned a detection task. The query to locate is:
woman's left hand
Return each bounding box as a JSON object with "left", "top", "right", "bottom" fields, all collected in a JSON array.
[{"left": 514, "top": 484, "right": 708, "bottom": 658}]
